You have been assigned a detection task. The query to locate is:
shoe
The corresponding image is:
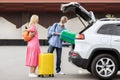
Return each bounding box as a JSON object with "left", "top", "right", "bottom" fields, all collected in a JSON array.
[
  {"left": 28, "top": 73, "right": 37, "bottom": 77},
  {"left": 57, "top": 71, "right": 65, "bottom": 75}
]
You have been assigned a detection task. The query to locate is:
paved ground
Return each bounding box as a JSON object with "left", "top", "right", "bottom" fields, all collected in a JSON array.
[{"left": 0, "top": 46, "right": 120, "bottom": 80}]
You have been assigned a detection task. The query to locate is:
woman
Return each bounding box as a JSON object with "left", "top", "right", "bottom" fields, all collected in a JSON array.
[{"left": 25, "top": 14, "right": 40, "bottom": 77}]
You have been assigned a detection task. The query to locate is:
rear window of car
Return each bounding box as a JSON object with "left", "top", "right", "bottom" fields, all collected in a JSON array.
[{"left": 97, "top": 24, "right": 120, "bottom": 36}]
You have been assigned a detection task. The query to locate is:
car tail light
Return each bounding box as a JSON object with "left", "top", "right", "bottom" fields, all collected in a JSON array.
[{"left": 76, "top": 34, "right": 84, "bottom": 39}]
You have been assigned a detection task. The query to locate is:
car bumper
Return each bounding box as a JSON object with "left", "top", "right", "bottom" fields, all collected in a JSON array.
[{"left": 69, "top": 51, "right": 89, "bottom": 69}]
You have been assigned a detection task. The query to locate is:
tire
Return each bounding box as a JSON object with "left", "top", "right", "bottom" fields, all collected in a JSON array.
[{"left": 91, "top": 54, "right": 118, "bottom": 80}]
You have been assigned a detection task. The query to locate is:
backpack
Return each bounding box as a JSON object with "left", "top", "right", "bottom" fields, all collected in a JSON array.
[
  {"left": 22, "top": 26, "right": 33, "bottom": 42},
  {"left": 47, "top": 23, "right": 58, "bottom": 41},
  {"left": 22, "top": 30, "right": 32, "bottom": 41}
]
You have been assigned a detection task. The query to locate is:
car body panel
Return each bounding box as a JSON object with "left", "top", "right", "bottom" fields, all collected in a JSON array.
[{"left": 74, "top": 21, "right": 112, "bottom": 58}]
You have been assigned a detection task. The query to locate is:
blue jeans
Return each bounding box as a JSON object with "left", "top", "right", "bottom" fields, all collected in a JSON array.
[{"left": 48, "top": 45, "right": 62, "bottom": 73}]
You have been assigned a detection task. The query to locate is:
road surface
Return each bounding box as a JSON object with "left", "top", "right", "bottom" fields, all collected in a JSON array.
[{"left": 0, "top": 46, "right": 120, "bottom": 80}]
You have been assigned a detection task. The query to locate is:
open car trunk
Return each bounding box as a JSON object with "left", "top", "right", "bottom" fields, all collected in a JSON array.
[
  {"left": 61, "top": 2, "right": 96, "bottom": 50},
  {"left": 61, "top": 2, "right": 96, "bottom": 24}
]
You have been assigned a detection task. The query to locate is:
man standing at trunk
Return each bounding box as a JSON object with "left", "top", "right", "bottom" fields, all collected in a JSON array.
[{"left": 48, "top": 16, "right": 68, "bottom": 74}]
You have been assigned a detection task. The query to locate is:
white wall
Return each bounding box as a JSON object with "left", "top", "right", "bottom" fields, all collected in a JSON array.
[
  {"left": 0, "top": 17, "right": 21, "bottom": 39},
  {"left": 0, "top": 17, "right": 48, "bottom": 39},
  {"left": 0, "top": 17, "right": 85, "bottom": 39}
]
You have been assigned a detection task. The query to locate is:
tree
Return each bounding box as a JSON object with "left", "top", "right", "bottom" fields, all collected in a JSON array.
[{"left": 105, "top": 14, "right": 116, "bottom": 18}]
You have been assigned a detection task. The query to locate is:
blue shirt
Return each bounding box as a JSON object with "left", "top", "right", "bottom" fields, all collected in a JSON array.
[{"left": 48, "top": 23, "right": 66, "bottom": 48}]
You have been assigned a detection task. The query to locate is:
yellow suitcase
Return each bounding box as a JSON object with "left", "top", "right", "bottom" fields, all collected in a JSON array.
[{"left": 38, "top": 53, "right": 54, "bottom": 77}]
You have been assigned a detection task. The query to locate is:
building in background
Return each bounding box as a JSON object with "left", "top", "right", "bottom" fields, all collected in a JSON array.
[{"left": 0, "top": 0, "right": 120, "bottom": 45}]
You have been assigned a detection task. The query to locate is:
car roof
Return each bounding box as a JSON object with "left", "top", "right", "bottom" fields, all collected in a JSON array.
[{"left": 99, "top": 18, "right": 120, "bottom": 22}]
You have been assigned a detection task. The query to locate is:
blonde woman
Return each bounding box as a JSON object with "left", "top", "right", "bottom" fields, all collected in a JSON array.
[{"left": 25, "top": 15, "right": 41, "bottom": 77}]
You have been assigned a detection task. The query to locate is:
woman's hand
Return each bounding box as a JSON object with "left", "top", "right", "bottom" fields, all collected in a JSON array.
[{"left": 29, "top": 31, "right": 35, "bottom": 38}]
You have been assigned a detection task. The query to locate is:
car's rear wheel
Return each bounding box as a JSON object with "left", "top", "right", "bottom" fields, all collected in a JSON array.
[{"left": 91, "top": 54, "right": 118, "bottom": 80}]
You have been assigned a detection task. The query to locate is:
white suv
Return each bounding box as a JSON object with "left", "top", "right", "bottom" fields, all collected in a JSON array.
[{"left": 61, "top": 2, "right": 120, "bottom": 80}]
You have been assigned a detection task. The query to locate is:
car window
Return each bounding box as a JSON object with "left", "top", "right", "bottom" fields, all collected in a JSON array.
[
  {"left": 97, "top": 24, "right": 114, "bottom": 35},
  {"left": 112, "top": 24, "right": 120, "bottom": 35},
  {"left": 98, "top": 24, "right": 120, "bottom": 36}
]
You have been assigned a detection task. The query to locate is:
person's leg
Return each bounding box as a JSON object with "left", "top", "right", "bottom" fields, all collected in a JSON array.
[
  {"left": 56, "top": 47, "right": 62, "bottom": 73},
  {"left": 29, "top": 66, "right": 37, "bottom": 77},
  {"left": 48, "top": 45, "right": 55, "bottom": 53},
  {"left": 30, "top": 66, "right": 36, "bottom": 73}
]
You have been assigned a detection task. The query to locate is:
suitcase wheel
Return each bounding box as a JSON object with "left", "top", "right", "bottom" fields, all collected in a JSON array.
[
  {"left": 49, "top": 74, "right": 51, "bottom": 77},
  {"left": 49, "top": 74, "right": 54, "bottom": 77},
  {"left": 38, "top": 75, "right": 41, "bottom": 77},
  {"left": 38, "top": 75, "right": 44, "bottom": 77},
  {"left": 51, "top": 74, "right": 54, "bottom": 77},
  {"left": 38, "top": 74, "right": 54, "bottom": 77},
  {"left": 41, "top": 75, "right": 44, "bottom": 77}
]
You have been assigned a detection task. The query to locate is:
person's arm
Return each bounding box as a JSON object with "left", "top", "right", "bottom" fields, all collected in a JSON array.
[
  {"left": 55, "top": 25, "right": 66, "bottom": 36},
  {"left": 29, "top": 31, "right": 35, "bottom": 38},
  {"left": 28, "top": 25, "right": 36, "bottom": 38},
  {"left": 49, "top": 23, "right": 57, "bottom": 35},
  {"left": 54, "top": 32, "right": 60, "bottom": 36}
]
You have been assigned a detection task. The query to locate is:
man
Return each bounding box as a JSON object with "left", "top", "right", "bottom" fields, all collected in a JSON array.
[{"left": 48, "top": 16, "right": 68, "bottom": 74}]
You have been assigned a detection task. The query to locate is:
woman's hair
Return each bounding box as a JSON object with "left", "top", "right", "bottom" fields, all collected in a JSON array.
[{"left": 28, "top": 14, "right": 39, "bottom": 27}]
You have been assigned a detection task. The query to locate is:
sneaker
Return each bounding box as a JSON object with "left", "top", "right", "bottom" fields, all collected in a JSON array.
[
  {"left": 28, "top": 73, "right": 37, "bottom": 77},
  {"left": 57, "top": 71, "right": 65, "bottom": 75}
]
